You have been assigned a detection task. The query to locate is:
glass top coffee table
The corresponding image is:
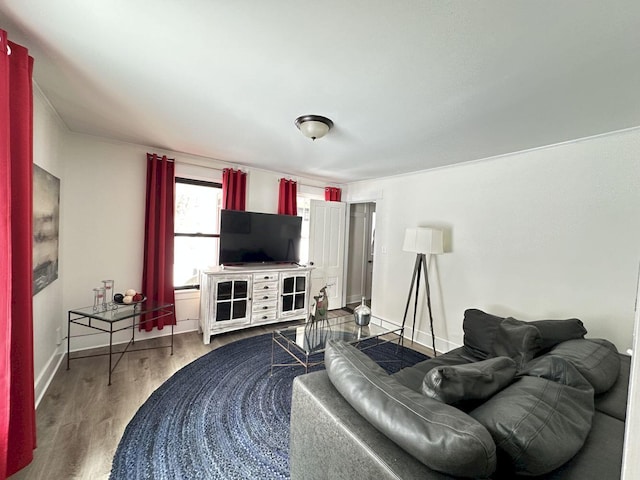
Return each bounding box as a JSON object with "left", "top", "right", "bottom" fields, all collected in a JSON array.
[{"left": 271, "top": 314, "right": 403, "bottom": 374}]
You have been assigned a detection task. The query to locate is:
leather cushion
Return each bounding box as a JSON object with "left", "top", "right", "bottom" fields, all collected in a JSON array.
[
  {"left": 529, "top": 318, "right": 587, "bottom": 351},
  {"left": 422, "top": 356, "right": 517, "bottom": 405},
  {"left": 594, "top": 353, "right": 630, "bottom": 421},
  {"left": 491, "top": 318, "right": 542, "bottom": 370},
  {"left": 548, "top": 338, "right": 620, "bottom": 394},
  {"left": 471, "top": 356, "right": 595, "bottom": 476},
  {"left": 325, "top": 340, "right": 497, "bottom": 478},
  {"left": 462, "top": 309, "right": 504, "bottom": 359},
  {"left": 392, "top": 346, "right": 475, "bottom": 393},
  {"left": 462, "top": 310, "right": 588, "bottom": 360}
]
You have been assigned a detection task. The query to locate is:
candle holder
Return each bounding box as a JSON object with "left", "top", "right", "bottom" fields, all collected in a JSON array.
[
  {"left": 102, "top": 280, "right": 114, "bottom": 305},
  {"left": 93, "top": 287, "right": 106, "bottom": 311}
]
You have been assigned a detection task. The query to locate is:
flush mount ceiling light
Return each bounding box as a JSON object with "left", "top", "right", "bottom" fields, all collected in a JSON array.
[{"left": 294, "top": 115, "right": 334, "bottom": 141}]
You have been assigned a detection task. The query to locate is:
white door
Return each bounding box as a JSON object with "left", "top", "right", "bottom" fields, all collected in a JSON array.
[{"left": 308, "top": 200, "right": 346, "bottom": 310}]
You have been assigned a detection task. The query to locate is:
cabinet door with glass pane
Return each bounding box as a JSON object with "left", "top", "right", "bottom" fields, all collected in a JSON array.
[
  {"left": 279, "top": 271, "right": 309, "bottom": 318},
  {"left": 212, "top": 274, "right": 252, "bottom": 329}
]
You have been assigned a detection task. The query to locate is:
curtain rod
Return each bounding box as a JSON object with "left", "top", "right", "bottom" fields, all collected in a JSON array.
[{"left": 148, "top": 153, "right": 175, "bottom": 162}]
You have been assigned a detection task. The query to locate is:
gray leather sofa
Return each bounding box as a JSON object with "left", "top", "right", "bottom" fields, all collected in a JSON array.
[{"left": 290, "top": 309, "right": 629, "bottom": 479}]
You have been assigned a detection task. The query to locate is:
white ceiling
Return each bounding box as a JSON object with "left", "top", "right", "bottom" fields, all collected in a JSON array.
[{"left": 1, "top": 1, "right": 639, "bottom": 183}]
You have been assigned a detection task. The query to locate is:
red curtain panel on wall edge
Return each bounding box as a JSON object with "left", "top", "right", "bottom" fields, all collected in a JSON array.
[{"left": 1, "top": 30, "right": 37, "bottom": 477}]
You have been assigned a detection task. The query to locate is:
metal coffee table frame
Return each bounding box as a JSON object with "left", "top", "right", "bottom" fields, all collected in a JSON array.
[{"left": 271, "top": 314, "right": 404, "bottom": 374}]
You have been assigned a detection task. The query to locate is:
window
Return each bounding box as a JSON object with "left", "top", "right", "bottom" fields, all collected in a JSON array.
[
  {"left": 297, "top": 196, "right": 311, "bottom": 265},
  {"left": 296, "top": 192, "right": 327, "bottom": 265},
  {"left": 174, "top": 178, "right": 222, "bottom": 289}
]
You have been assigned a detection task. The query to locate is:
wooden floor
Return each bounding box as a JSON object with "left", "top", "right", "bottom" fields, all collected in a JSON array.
[{"left": 11, "top": 311, "right": 430, "bottom": 480}]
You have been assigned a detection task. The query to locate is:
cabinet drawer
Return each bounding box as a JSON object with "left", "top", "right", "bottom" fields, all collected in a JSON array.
[
  {"left": 253, "top": 281, "right": 278, "bottom": 293},
  {"left": 252, "top": 301, "right": 277, "bottom": 314},
  {"left": 252, "top": 310, "right": 278, "bottom": 322},
  {"left": 253, "top": 292, "right": 278, "bottom": 303},
  {"left": 253, "top": 273, "right": 279, "bottom": 282}
]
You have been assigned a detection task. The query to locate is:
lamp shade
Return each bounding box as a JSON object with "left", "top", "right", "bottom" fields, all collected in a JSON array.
[{"left": 403, "top": 227, "right": 444, "bottom": 254}]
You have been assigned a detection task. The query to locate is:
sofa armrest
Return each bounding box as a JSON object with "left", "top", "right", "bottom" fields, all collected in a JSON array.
[
  {"left": 290, "top": 371, "right": 457, "bottom": 480},
  {"left": 594, "top": 353, "right": 630, "bottom": 421}
]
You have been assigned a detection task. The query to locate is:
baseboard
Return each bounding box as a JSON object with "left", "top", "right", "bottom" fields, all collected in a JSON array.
[
  {"left": 375, "top": 315, "right": 460, "bottom": 355},
  {"left": 35, "top": 347, "right": 65, "bottom": 408},
  {"left": 65, "top": 318, "right": 199, "bottom": 353},
  {"left": 346, "top": 295, "right": 361, "bottom": 305},
  {"left": 412, "top": 327, "right": 460, "bottom": 355}
]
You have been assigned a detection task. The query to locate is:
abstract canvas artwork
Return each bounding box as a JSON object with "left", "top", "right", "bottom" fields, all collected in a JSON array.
[{"left": 33, "top": 164, "right": 60, "bottom": 295}]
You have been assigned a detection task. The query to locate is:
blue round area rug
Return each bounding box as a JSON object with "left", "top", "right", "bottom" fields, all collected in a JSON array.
[{"left": 110, "top": 332, "right": 428, "bottom": 480}]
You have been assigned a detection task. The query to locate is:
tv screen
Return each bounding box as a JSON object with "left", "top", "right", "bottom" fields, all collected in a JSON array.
[{"left": 219, "top": 210, "right": 302, "bottom": 265}]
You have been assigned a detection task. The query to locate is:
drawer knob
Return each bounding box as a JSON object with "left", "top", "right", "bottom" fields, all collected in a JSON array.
[
  {"left": 263, "top": 306, "right": 268, "bottom": 310},
  {"left": 263, "top": 295, "right": 269, "bottom": 300},
  {"left": 264, "top": 276, "right": 269, "bottom": 279},
  {"left": 263, "top": 286, "right": 269, "bottom": 289},
  {"left": 262, "top": 315, "right": 268, "bottom": 319}
]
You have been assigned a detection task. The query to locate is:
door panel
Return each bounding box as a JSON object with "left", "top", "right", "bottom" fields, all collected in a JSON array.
[{"left": 309, "top": 200, "right": 346, "bottom": 310}]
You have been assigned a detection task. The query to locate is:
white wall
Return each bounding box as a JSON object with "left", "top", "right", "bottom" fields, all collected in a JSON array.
[
  {"left": 32, "top": 87, "right": 67, "bottom": 404},
  {"left": 347, "top": 128, "right": 640, "bottom": 352},
  {"left": 61, "top": 134, "right": 150, "bottom": 350}
]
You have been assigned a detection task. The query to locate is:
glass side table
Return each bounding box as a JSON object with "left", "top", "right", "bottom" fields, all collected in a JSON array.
[{"left": 67, "top": 300, "right": 175, "bottom": 385}]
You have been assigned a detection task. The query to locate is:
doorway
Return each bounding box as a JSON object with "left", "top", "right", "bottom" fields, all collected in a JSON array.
[
  {"left": 307, "top": 199, "right": 347, "bottom": 310},
  {"left": 345, "top": 202, "right": 376, "bottom": 312}
]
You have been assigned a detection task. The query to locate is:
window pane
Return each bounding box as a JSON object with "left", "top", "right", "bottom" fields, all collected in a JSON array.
[
  {"left": 283, "top": 277, "right": 294, "bottom": 293},
  {"left": 175, "top": 182, "right": 221, "bottom": 234},
  {"left": 232, "top": 300, "right": 247, "bottom": 318},
  {"left": 217, "top": 281, "right": 232, "bottom": 300},
  {"left": 234, "top": 281, "right": 248, "bottom": 298},
  {"left": 174, "top": 237, "right": 219, "bottom": 287},
  {"left": 216, "top": 302, "right": 231, "bottom": 321},
  {"left": 297, "top": 196, "right": 310, "bottom": 265},
  {"left": 282, "top": 295, "right": 293, "bottom": 312}
]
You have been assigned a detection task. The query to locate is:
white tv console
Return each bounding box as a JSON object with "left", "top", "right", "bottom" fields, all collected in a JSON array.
[{"left": 198, "top": 264, "right": 312, "bottom": 345}]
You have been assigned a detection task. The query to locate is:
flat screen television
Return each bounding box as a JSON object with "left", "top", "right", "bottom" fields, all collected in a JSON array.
[{"left": 219, "top": 210, "right": 302, "bottom": 265}]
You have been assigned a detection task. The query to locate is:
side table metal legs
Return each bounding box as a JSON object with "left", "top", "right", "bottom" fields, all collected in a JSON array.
[{"left": 66, "top": 303, "right": 175, "bottom": 385}]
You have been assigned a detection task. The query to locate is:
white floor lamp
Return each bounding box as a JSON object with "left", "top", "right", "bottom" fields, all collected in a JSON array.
[{"left": 401, "top": 227, "right": 444, "bottom": 356}]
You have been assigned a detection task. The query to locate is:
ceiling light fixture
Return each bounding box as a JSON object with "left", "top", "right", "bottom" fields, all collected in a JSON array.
[{"left": 294, "top": 115, "right": 333, "bottom": 141}]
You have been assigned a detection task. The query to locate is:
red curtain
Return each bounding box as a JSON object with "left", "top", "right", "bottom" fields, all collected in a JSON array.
[
  {"left": 325, "top": 187, "right": 341, "bottom": 202},
  {"left": 140, "top": 153, "right": 176, "bottom": 331},
  {"left": 278, "top": 178, "right": 297, "bottom": 215},
  {"left": 222, "top": 168, "right": 246, "bottom": 211},
  {"left": 0, "top": 30, "right": 37, "bottom": 477}
]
